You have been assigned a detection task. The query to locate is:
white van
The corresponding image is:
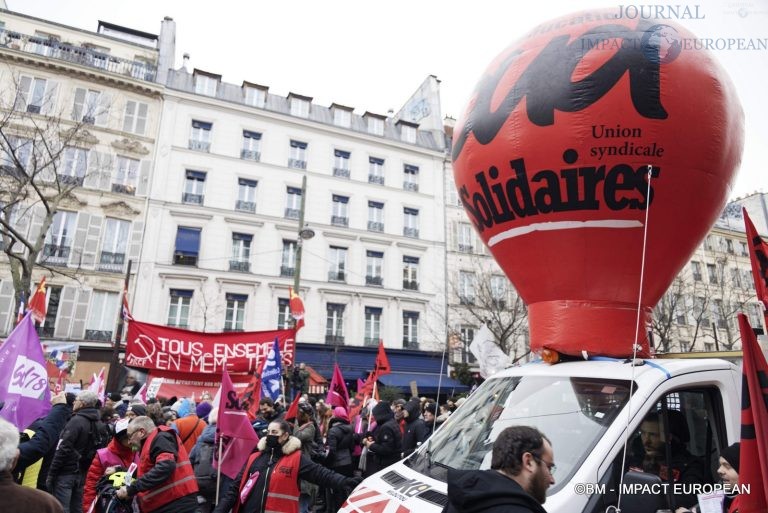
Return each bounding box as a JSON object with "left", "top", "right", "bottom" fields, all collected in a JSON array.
[{"left": 340, "top": 358, "right": 741, "bottom": 513}]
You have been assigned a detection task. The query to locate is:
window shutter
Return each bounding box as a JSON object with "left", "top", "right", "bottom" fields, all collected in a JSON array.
[
  {"left": 68, "top": 213, "right": 90, "bottom": 266},
  {"left": 97, "top": 152, "right": 114, "bottom": 191},
  {"left": 122, "top": 100, "right": 135, "bottom": 132},
  {"left": 84, "top": 151, "right": 101, "bottom": 189},
  {"left": 0, "top": 280, "right": 15, "bottom": 336},
  {"left": 70, "top": 289, "right": 91, "bottom": 339},
  {"left": 82, "top": 214, "right": 103, "bottom": 268},
  {"left": 135, "top": 102, "right": 148, "bottom": 135},
  {"left": 42, "top": 80, "right": 59, "bottom": 115},
  {"left": 10, "top": 205, "right": 31, "bottom": 254},
  {"left": 25, "top": 205, "right": 46, "bottom": 253},
  {"left": 128, "top": 220, "right": 144, "bottom": 264},
  {"left": 137, "top": 159, "right": 150, "bottom": 196},
  {"left": 54, "top": 286, "right": 77, "bottom": 338},
  {"left": 72, "top": 87, "right": 85, "bottom": 121},
  {"left": 96, "top": 92, "right": 111, "bottom": 126}
]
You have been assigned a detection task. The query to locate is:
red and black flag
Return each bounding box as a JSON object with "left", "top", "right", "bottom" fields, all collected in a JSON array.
[
  {"left": 737, "top": 313, "right": 768, "bottom": 513},
  {"left": 373, "top": 339, "right": 391, "bottom": 378}
]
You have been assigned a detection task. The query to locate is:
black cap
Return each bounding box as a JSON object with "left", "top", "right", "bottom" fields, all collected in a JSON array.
[{"left": 720, "top": 443, "right": 740, "bottom": 473}]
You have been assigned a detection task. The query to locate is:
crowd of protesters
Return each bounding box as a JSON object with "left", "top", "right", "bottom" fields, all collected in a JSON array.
[{"left": 1, "top": 368, "right": 467, "bottom": 513}]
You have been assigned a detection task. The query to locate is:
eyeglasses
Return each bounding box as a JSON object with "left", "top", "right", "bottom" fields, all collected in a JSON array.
[{"left": 532, "top": 454, "right": 557, "bottom": 474}]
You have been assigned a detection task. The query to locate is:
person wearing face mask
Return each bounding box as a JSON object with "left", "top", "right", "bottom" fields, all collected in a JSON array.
[
  {"left": 115, "top": 416, "right": 199, "bottom": 513},
  {"left": 213, "top": 420, "right": 362, "bottom": 513}
]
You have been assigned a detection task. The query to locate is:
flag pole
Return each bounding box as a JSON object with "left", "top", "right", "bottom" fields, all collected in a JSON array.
[
  {"left": 215, "top": 435, "right": 223, "bottom": 505},
  {"left": 106, "top": 259, "right": 132, "bottom": 393}
]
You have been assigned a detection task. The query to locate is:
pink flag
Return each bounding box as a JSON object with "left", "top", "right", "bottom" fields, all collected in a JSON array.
[
  {"left": 135, "top": 382, "right": 148, "bottom": 403},
  {"left": 0, "top": 313, "right": 52, "bottom": 430},
  {"left": 325, "top": 363, "right": 349, "bottom": 410},
  {"left": 215, "top": 370, "right": 259, "bottom": 479}
]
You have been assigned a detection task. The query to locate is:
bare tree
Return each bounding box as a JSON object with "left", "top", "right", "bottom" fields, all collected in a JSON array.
[
  {"left": 652, "top": 275, "right": 689, "bottom": 353},
  {"left": 196, "top": 287, "right": 224, "bottom": 332},
  {"left": 0, "top": 72, "right": 110, "bottom": 315}
]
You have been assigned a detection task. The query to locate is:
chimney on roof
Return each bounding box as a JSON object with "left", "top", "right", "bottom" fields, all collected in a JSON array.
[{"left": 157, "top": 16, "right": 177, "bottom": 85}]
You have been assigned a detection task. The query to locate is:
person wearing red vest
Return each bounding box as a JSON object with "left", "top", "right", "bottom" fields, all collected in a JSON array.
[
  {"left": 82, "top": 419, "right": 139, "bottom": 512},
  {"left": 213, "top": 419, "right": 361, "bottom": 513},
  {"left": 116, "top": 416, "right": 199, "bottom": 513}
]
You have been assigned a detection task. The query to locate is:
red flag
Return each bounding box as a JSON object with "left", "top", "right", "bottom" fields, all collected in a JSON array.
[
  {"left": 121, "top": 284, "right": 133, "bottom": 321},
  {"left": 284, "top": 393, "right": 302, "bottom": 422},
  {"left": 373, "top": 340, "right": 391, "bottom": 377},
  {"left": 216, "top": 370, "right": 259, "bottom": 479},
  {"left": 326, "top": 363, "right": 349, "bottom": 410},
  {"left": 744, "top": 209, "right": 768, "bottom": 310},
  {"left": 737, "top": 313, "right": 768, "bottom": 513},
  {"left": 27, "top": 277, "right": 47, "bottom": 323},
  {"left": 241, "top": 356, "right": 267, "bottom": 420},
  {"left": 289, "top": 287, "right": 305, "bottom": 330}
]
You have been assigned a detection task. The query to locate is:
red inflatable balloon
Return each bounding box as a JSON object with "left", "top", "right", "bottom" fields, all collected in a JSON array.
[{"left": 453, "top": 11, "right": 744, "bottom": 358}]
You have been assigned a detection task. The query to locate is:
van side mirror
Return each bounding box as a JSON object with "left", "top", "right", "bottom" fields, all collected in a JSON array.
[{"left": 618, "top": 472, "right": 668, "bottom": 513}]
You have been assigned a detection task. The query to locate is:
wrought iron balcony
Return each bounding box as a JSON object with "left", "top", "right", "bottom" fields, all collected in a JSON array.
[
  {"left": 403, "top": 181, "right": 419, "bottom": 192},
  {"left": 183, "top": 193, "right": 204, "bottom": 205},
  {"left": 188, "top": 139, "right": 210, "bottom": 152},
  {"left": 59, "top": 174, "right": 84, "bottom": 186},
  {"left": 367, "top": 221, "right": 384, "bottom": 232},
  {"left": 331, "top": 215, "right": 348, "bottom": 227},
  {"left": 458, "top": 244, "right": 473, "bottom": 253},
  {"left": 366, "top": 275, "right": 383, "bottom": 286},
  {"left": 364, "top": 337, "right": 380, "bottom": 347},
  {"left": 0, "top": 29, "right": 158, "bottom": 81},
  {"left": 98, "top": 251, "right": 125, "bottom": 273},
  {"left": 85, "top": 330, "right": 113, "bottom": 342},
  {"left": 280, "top": 265, "right": 296, "bottom": 277},
  {"left": 492, "top": 299, "right": 506, "bottom": 309},
  {"left": 112, "top": 183, "right": 136, "bottom": 195},
  {"left": 229, "top": 260, "right": 250, "bottom": 272},
  {"left": 81, "top": 115, "right": 95, "bottom": 125},
  {"left": 328, "top": 270, "right": 346, "bottom": 282},
  {"left": 459, "top": 295, "right": 475, "bottom": 306},
  {"left": 403, "top": 280, "right": 419, "bottom": 291},
  {"left": 333, "top": 167, "right": 350, "bottom": 178},
  {"left": 241, "top": 149, "right": 261, "bottom": 161},
  {"left": 288, "top": 158, "right": 306, "bottom": 169},
  {"left": 284, "top": 208, "right": 300, "bottom": 219},
  {"left": 368, "top": 174, "right": 384, "bottom": 185},
  {"left": 173, "top": 253, "right": 198, "bottom": 266},
  {"left": 26, "top": 104, "right": 41, "bottom": 114},
  {"left": 236, "top": 200, "right": 256, "bottom": 213},
  {"left": 42, "top": 244, "right": 70, "bottom": 266},
  {"left": 325, "top": 334, "right": 345, "bottom": 345},
  {"left": 403, "top": 227, "right": 419, "bottom": 238},
  {"left": 402, "top": 338, "right": 419, "bottom": 350}
]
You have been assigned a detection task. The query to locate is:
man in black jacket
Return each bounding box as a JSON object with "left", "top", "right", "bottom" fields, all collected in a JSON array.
[
  {"left": 46, "top": 390, "right": 105, "bottom": 513},
  {"left": 15, "top": 392, "right": 71, "bottom": 489},
  {"left": 443, "top": 426, "right": 555, "bottom": 513},
  {"left": 402, "top": 398, "right": 429, "bottom": 458},
  {"left": 363, "top": 401, "right": 402, "bottom": 477}
]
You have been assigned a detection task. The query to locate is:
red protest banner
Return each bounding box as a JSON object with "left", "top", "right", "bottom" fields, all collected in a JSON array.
[{"left": 125, "top": 320, "right": 295, "bottom": 374}]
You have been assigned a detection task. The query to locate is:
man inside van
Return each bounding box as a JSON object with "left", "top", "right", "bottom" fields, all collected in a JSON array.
[{"left": 443, "top": 425, "right": 555, "bottom": 513}]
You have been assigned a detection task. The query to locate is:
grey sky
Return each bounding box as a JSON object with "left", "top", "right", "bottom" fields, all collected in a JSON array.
[{"left": 9, "top": 0, "right": 767, "bottom": 199}]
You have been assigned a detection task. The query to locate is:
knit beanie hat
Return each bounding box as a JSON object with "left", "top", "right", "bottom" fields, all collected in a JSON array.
[
  {"left": 127, "top": 403, "right": 146, "bottom": 417},
  {"left": 720, "top": 443, "right": 740, "bottom": 473},
  {"left": 196, "top": 401, "right": 213, "bottom": 419}
]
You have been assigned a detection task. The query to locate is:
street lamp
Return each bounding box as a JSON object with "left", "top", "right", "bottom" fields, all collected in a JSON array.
[{"left": 293, "top": 174, "right": 314, "bottom": 310}]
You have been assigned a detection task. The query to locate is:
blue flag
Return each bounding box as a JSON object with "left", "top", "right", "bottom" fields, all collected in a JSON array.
[
  {"left": 0, "top": 312, "right": 51, "bottom": 430},
  {"left": 261, "top": 338, "right": 282, "bottom": 402}
]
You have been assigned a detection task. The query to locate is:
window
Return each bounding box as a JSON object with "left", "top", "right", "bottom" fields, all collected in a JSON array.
[
  {"left": 694, "top": 296, "right": 708, "bottom": 326},
  {"left": 113, "top": 156, "right": 139, "bottom": 195},
  {"left": 285, "top": 187, "right": 301, "bottom": 219},
  {"left": 224, "top": 293, "right": 247, "bottom": 331},
  {"left": 277, "top": 298, "right": 291, "bottom": 329},
  {"left": 367, "top": 116, "right": 384, "bottom": 136},
  {"left": 704, "top": 235, "right": 714, "bottom": 251},
  {"left": 459, "top": 271, "right": 476, "bottom": 304},
  {"left": 236, "top": 178, "right": 257, "bottom": 212},
  {"left": 241, "top": 130, "right": 262, "bottom": 161},
  {"left": 725, "top": 238, "right": 734, "bottom": 254},
  {"left": 333, "top": 108, "right": 351, "bottom": 128},
  {"left": 230, "top": 233, "right": 252, "bottom": 272},
  {"left": 244, "top": 86, "right": 266, "bottom": 107},
  {"left": 403, "top": 164, "right": 419, "bottom": 192},
  {"left": 43, "top": 211, "right": 76, "bottom": 265},
  {"left": 491, "top": 275, "right": 507, "bottom": 308},
  {"left": 403, "top": 256, "right": 419, "bottom": 290},
  {"left": 290, "top": 97, "right": 310, "bottom": 117},
  {"left": 1, "top": 136, "right": 32, "bottom": 173},
  {"left": 86, "top": 291, "right": 119, "bottom": 341},
  {"left": 328, "top": 246, "right": 347, "bottom": 281},
  {"left": 399, "top": 123, "right": 417, "bottom": 143},
  {"left": 730, "top": 268, "right": 742, "bottom": 289},
  {"left": 183, "top": 170, "right": 206, "bottom": 204},
  {"left": 331, "top": 195, "right": 349, "bottom": 226},
  {"left": 123, "top": 100, "right": 148, "bottom": 135},
  {"left": 403, "top": 208, "right": 419, "bottom": 238},
  {"left": 333, "top": 150, "right": 351, "bottom": 178},
  {"left": 167, "top": 289, "right": 192, "bottom": 328},
  {"left": 326, "top": 303, "right": 345, "bottom": 344},
  {"left": 366, "top": 250, "right": 384, "bottom": 286},
  {"left": 174, "top": 226, "right": 201, "bottom": 266},
  {"left": 17, "top": 75, "right": 51, "bottom": 114},
  {"left": 403, "top": 311, "right": 419, "bottom": 348},
  {"left": 39, "top": 285, "right": 62, "bottom": 337},
  {"left": 189, "top": 120, "right": 212, "bottom": 152},
  {"left": 364, "top": 307, "right": 382, "bottom": 346},
  {"left": 674, "top": 297, "right": 688, "bottom": 325},
  {"left": 195, "top": 74, "right": 218, "bottom": 96},
  {"left": 99, "top": 218, "right": 129, "bottom": 273},
  {"left": 72, "top": 88, "right": 102, "bottom": 124},
  {"left": 446, "top": 173, "right": 462, "bottom": 207},
  {"left": 368, "top": 201, "right": 384, "bottom": 232},
  {"left": 707, "top": 263, "right": 718, "bottom": 284},
  {"left": 691, "top": 261, "right": 702, "bottom": 281},
  {"left": 711, "top": 299, "right": 726, "bottom": 329},
  {"left": 281, "top": 240, "right": 297, "bottom": 277},
  {"left": 740, "top": 241, "right": 748, "bottom": 257},
  {"left": 288, "top": 140, "right": 307, "bottom": 169},
  {"left": 749, "top": 303, "right": 765, "bottom": 334},
  {"left": 368, "top": 157, "right": 384, "bottom": 185},
  {"left": 458, "top": 222, "right": 474, "bottom": 252},
  {"left": 60, "top": 147, "right": 88, "bottom": 185}
]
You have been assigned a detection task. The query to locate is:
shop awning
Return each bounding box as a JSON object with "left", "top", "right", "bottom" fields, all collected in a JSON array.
[{"left": 377, "top": 372, "right": 469, "bottom": 395}]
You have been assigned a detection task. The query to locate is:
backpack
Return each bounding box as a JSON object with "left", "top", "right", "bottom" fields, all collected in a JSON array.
[
  {"left": 193, "top": 441, "right": 217, "bottom": 498},
  {"left": 81, "top": 420, "right": 111, "bottom": 472},
  {"left": 93, "top": 471, "right": 133, "bottom": 513}
]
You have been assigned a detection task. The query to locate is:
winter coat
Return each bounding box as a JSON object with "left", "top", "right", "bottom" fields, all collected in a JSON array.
[
  {"left": 16, "top": 403, "right": 71, "bottom": 485},
  {"left": 173, "top": 414, "right": 206, "bottom": 454},
  {"left": 402, "top": 400, "right": 429, "bottom": 457},
  {"left": 0, "top": 471, "right": 63, "bottom": 513},
  {"left": 326, "top": 418, "right": 354, "bottom": 468},
  {"left": 365, "top": 410, "right": 402, "bottom": 475},
  {"left": 189, "top": 423, "right": 216, "bottom": 463},
  {"left": 48, "top": 407, "right": 102, "bottom": 477},
  {"left": 444, "top": 468, "right": 547, "bottom": 513},
  {"left": 82, "top": 437, "right": 139, "bottom": 511}
]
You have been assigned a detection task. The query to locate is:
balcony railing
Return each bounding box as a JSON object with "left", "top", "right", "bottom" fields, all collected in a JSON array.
[
  {"left": 458, "top": 244, "right": 473, "bottom": 253},
  {"left": 0, "top": 30, "right": 158, "bottom": 81},
  {"left": 367, "top": 221, "right": 384, "bottom": 232},
  {"left": 403, "top": 181, "right": 419, "bottom": 192},
  {"left": 364, "top": 337, "right": 380, "bottom": 347},
  {"left": 236, "top": 200, "right": 256, "bottom": 213},
  {"left": 43, "top": 244, "right": 70, "bottom": 266},
  {"left": 328, "top": 270, "right": 346, "bottom": 282},
  {"left": 331, "top": 215, "right": 349, "bottom": 227},
  {"left": 325, "top": 334, "right": 345, "bottom": 345},
  {"left": 173, "top": 253, "right": 198, "bottom": 266},
  {"left": 188, "top": 139, "right": 210, "bottom": 152},
  {"left": 403, "top": 227, "right": 419, "bottom": 238},
  {"left": 368, "top": 174, "right": 384, "bottom": 185},
  {"left": 85, "top": 329, "right": 113, "bottom": 341},
  {"left": 402, "top": 338, "right": 419, "bottom": 350},
  {"left": 280, "top": 265, "right": 296, "bottom": 277},
  {"left": 366, "top": 275, "right": 383, "bottom": 286},
  {"left": 459, "top": 295, "right": 475, "bottom": 305},
  {"left": 333, "top": 167, "right": 350, "bottom": 178},
  {"left": 26, "top": 104, "right": 41, "bottom": 114},
  {"left": 241, "top": 149, "right": 261, "bottom": 161},
  {"left": 288, "top": 158, "right": 306, "bottom": 169},
  {"left": 183, "top": 193, "right": 204, "bottom": 205},
  {"left": 403, "top": 280, "right": 419, "bottom": 291},
  {"left": 112, "top": 183, "right": 136, "bottom": 195},
  {"left": 98, "top": 251, "right": 125, "bottom": 273},
  {"left": 58, "top": 174, "right": 84, "bottom": 186},
  {"left": 229, "top": 260, "right": 250, "bottom": 272},
  {"left": 284, "top": 208, "right": 300, "bottom": 219}
]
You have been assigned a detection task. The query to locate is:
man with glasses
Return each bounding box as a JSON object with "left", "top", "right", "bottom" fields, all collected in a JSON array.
[{"left": 443, "top": 426, "right": 555, "bottom": 513}]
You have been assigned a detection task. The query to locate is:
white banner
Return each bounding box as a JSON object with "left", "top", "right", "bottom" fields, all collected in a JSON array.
[{"left": 469, "top": 324, "right": 511, "bottom": 378}]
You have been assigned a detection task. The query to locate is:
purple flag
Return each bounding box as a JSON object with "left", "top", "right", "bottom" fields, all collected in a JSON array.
[{"left": 0, "top": 313, "right": 51, "bottom": 430}]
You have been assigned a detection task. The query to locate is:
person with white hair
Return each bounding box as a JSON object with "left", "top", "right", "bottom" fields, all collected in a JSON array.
[{"left": 0, "top": 417, "right": 64, "bottom": 512}]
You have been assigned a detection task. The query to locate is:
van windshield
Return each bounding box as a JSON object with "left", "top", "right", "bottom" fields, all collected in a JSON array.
[{"left": 415, "top": 375, "right": 631, "bottom": 494}]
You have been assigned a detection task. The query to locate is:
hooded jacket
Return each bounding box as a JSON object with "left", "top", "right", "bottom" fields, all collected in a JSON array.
[
  {"left": 402, "top": 400, "right": 429, "bottom": 457},
  {"left": 366, "top": 404, "right": 402, "bottom": 475},
  {"left": 444, "top": 468, "right": 547, "bottom": 513},
  {"left": 48, "top": 407, "right": 102, "bottom": 477},
  {"left": 327, "top": 417, "right": 354, "bottom": 468}
]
